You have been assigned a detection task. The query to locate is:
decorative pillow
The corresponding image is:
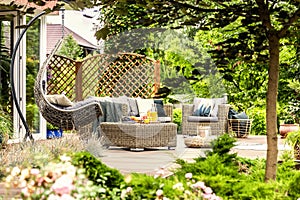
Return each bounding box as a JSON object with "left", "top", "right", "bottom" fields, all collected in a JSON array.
[
  {"left": 112, "top": 96, "right": 130, "bottom": 115},
  {"left": 136, "top": 98, "right": 154, "bottom": 117},
  {"left": 210, "top": 98, "right": 226, "bottom": 117},
  {"left": 154, "top": 99, "right": 167, "bottom": 117},
  {"left": 232, "top": 112, "right": 248, "bottom": 119},
  {"left": 45, "top": 94, "right": 73, "bottom": 107},
  {"left": 127, "top": 97, "right": 139, "bottom": 116},
  {"left": 193, "top": 98, "right": 214, "bottom": 117}
]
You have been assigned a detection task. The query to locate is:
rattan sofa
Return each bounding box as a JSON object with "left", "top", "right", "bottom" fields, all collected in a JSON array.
[
  {"left": 181, "top": 94, "right": 231, "bottom": 136},
  {"left": 99, "top": 102, "right": 176, "bottom": 149}
]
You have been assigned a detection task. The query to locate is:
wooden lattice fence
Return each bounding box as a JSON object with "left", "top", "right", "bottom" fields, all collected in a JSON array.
[{"left": 46, "top": 53, "right": 160, "bottom": 101}]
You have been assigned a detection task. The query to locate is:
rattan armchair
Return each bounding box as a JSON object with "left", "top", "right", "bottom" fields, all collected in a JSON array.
[{"left": 181, "top": 96, "right": 230, "bottom": 136}]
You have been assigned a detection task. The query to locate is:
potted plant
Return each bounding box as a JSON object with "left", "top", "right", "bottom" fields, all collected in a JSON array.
[
  {"left": 46, "top": 122, "right": 63, "bottom": 139},
  {"left": 0, "top": 109, "right": 13, "bottom": 148},
  {"left": 285, "top": 129, "right": 300, "bottom": 160}
]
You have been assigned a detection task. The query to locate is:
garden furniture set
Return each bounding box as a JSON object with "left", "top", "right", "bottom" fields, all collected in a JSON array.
[{"left": 34, "top": 39, "right": 251, "bottom": 150}]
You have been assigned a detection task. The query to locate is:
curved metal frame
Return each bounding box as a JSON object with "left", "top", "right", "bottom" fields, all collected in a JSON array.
[{"left": 10, "top": 11, "right": 46, "bottom": 141}]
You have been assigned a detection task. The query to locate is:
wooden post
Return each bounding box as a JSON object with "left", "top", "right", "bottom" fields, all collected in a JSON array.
[
  {"left": 75, "top": 61, "right": 83, "bottom": 101},
  {"left": 154, "top": 60, "right": 160, "bottom": 94}
]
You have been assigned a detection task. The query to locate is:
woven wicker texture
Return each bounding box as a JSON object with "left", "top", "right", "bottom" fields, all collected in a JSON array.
[
  {"left": 34, "top": 40, "right": 103, "bottom": 130},
  {"left": 294, "top": 143, "right": 300, "bottom": 160},
  {"left": 182, "top": 103, "right": 230, "bottom": 136},
  {"left": 228, "top": 119, "right": 253, "bottom": 138},
  {"left": 100, "top": 122, "right": 177, "bottom": 148},
  {"left": 46, "top": 53, "right": 160, "bottom": 101},
  {"left": 184, "top": 136, "right": 213, "bottom": 148}
]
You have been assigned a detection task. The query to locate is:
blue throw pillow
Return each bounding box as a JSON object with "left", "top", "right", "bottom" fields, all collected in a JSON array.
[
  {"left": 154, "top": 99, "right": 167, "bottom": 117},
  {"left": 202, "top": 105, "right": 211, "bottom": 117},
  {"left": 232, "top": 112, "right": 248, "bottom": 119}
]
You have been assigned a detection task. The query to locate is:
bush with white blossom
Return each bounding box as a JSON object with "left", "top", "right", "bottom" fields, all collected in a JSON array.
[{"left": 4, "top": 155, "right": 105, "bottom": 199}]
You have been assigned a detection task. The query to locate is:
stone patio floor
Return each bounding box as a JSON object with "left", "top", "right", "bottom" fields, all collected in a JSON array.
[{"left": 99, "top": 135, "right": 290, "bottom": 176}]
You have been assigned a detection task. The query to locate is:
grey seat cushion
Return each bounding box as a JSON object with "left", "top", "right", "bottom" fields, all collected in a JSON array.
[{"left": 187, "top": 116, "right": 218, "bottom": 122}]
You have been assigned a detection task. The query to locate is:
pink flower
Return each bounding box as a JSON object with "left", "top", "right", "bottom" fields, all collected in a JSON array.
[
  {"left": 203, "top": 193, "right": 213, "bottom": 199},
  {"left": 154, "top": 168, "right": 166, "bottom": 178},
  {"left": 126, "top": 187, "right": 132, "bottom": 193},
  {"left": 204, "top": 187, "right": 213, "bottom": 194},
  {"left": 51, "top": 175, "right": 75, "bottom": 195},
  {"left": 185, "top": 173, "right": 193, "bottom": 179},
  {"left": 156, "top": 189, "right": 163, "bottom": 197},
  {"left": 21, "top": 187, "right": 30, "bottom": 197},
  {"left": 30, "top": 168, "right": 40, "bottom": 175},
  {"left": 192, "top": 181, "right": 206, "bottom": 190}
]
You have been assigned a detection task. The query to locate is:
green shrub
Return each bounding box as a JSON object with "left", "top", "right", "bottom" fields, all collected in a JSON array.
[
  {"left": 248, "top": 106, "right": 267, "bottom": 135},
  {"left": 287, "top": 171, "right": 300, "bottom": 198},
  {"left": 173, "top": 108, "right": 182, "bottom": 133},
  {"left": 71, "top": 151, "right": 124, "bottom": 192}
]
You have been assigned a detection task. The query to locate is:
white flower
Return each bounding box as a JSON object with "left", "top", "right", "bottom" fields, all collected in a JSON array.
[
  {"left": 20, "top": 168, "right": 30, "bottom": 180},
  {"left": 30, "top": 168, "right": 40, "bottom": 175},
  {"left": 156, "top": 189, "right": 163, "bottom": 197},
  {"left": 60, "top": 155, "right": 71, "bottom": 162},
  {"left": 185, "top": 190, "right": 191, "bottom": 195},
  {"left": 172, "top": 182, "right": 184, "bottom": 191},
  {"left": 51, "top": 174, "right": 75, "bottom": 195},
  {"left": 192, "top": 181, "right": 206, "bottom": 190},
  {"left": 185, "top": 172, "right": 193, "bottom": 179},
  {"left": 204, "top": 186, "right": 213, "bottom": 194},
  {"left": 126, "top": 187, "right": 133, "bottom": 193},
  {"left": 11, "top": 166, "right": 21, "bottom": 176}
]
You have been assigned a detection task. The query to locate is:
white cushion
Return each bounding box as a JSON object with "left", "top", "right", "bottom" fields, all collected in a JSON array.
[
  {"left": 127, "top": 97, "right": 139, "bottom": 116},
  {"left": 45, "top": 94, "right": 73, "bottom": 107},
  {"left": 136, "top": 98, "right": 154, "bottom": 117},
  {"left": 210, "top": 98, "right": 227, "bottom": 117}
]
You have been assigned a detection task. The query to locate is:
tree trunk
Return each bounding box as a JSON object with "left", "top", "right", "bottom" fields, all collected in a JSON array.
[{"left": 265, "top": 33, "right": 280, "bottom": 181}]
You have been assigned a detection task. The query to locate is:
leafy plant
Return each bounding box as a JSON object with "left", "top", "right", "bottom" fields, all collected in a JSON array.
[
  {"left": 47, "top": 122, "right": 60, "bottom": 130},
  {"left": 0, "top": 107, "right": 13, "bottom": 146},
  {"left": 285, "top": 130, "right": 300, "bottom": 148},
  {"left": 71, "top": 152, "right": 125, "bottom": 192},
  {"left": 172, "top": 108, "right": 182, "bottom": 133},
  {"left": 247, "top": 106, "right": 267, "bottom": 135}
]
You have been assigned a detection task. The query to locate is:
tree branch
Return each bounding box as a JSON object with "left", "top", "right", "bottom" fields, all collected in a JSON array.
[
  {"left": 255, "top": 0, "right": 273, "bottom": 30},
  {"left": 278, "top": 8, "right": 300, "bottom": 38}
]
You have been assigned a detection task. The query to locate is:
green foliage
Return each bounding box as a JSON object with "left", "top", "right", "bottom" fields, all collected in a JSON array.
[
  {"left": 287, "top": 172, "right": 300, "bottom": 198},
  {"left": 0, "top": 107, "right": 13, "bottom": 145},
  {"left": 71, "top": 151, "right": 124, "bottom": 191},
  {"left": 247, "top": 106, "right": 267, "bottom": 135},
  {"left": 58, "top": 34, "right": 84, "bottom": 60},
  {"left": 285, "top": 129, "right": 300, "bottom": 147},
  {"left": 172, "top": 108, "right": 182, "bottom": 133},
  {"left": 173, "top": 134, "right": 299, "bottom": 199},
  {"left": 206, "top": 133, "right": 237, "bottom": 161},
  {"left": 0, "top": 44, "right": 11, "bottom": 108},
  {"left": 127, "top": 173, "right": 164, "bottom": 199}
]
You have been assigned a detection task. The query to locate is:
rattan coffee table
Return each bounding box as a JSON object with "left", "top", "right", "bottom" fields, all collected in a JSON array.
[{"left": 100, "top": 122, "right": 177, "bottom": 150}]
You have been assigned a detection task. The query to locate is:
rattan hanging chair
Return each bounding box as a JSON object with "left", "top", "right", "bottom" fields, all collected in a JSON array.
[{"left": 34, "top": 39, "right": 103, "bottom": 130}]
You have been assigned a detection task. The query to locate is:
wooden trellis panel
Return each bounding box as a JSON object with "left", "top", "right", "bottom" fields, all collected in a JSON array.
[
  {"left": 47, "top": 55, "right": 77, "bottom": 101},
  {"left": 46, "top": 53, "right": 160, "bottom": 101}
]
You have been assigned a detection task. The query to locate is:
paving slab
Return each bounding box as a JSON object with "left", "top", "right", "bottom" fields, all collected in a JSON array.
[{"left": 99, "top": 135, "right": 290, "bottom": 175}]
